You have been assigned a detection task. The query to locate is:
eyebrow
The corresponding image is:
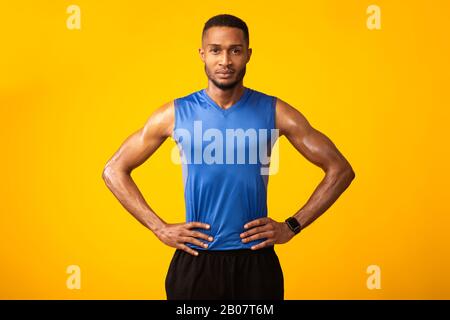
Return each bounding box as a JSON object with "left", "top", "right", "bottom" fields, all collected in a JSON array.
[{"left": 207, "top": 44, "right": 244, "bottom": 47}]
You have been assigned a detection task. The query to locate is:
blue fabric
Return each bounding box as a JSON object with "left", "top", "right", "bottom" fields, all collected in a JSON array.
[{"left": 172, "top": 87, "right": 277, "bottom": 250}]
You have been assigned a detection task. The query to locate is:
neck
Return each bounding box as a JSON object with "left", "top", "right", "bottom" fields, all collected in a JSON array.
[{"left": 205, "top": 82, "right": 246, "bottom": 109}]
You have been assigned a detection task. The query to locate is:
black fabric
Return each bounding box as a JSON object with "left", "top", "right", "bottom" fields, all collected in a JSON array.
[{"left": 165, "top": 245, "right": 284, "bottom": 300}]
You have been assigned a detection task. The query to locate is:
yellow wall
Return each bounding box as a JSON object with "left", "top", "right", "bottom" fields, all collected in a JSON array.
[{"left": 1, "top": 0, "right": 448, "bottom": 299}]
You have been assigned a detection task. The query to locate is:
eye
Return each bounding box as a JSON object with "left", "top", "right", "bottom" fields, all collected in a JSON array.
[
  {"left": 232, "top": 48, "right": 241, "bottom": 54},
  {"left": 210, "top": 48, "right": 220, "bottom": 54}
]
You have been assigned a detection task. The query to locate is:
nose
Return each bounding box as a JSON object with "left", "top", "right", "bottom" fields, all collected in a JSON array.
[{"left": 219, "top": 51, "right": 232, "bottom": 67}]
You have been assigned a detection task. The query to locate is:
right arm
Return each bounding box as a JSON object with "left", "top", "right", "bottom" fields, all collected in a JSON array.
[
  {"left": 102, "top": 101, "right": 174, "bottom": 233},
  {"left": 102, "top": 101, "right": 212, "bottom": 256}
]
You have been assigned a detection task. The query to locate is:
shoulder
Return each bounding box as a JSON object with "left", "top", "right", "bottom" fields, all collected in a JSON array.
[
  {"left": 247, "top": 87, "right": 276, "bottom": 102},
  {"left": 174, "top": 89, "right": 204, "bottom": 108},
  {"left": 149, "top": 88, "right": 202, "bottom": 125},
  {"left": 148, "top": 89, "right": 203, "bottom": 137},
  {"left": 274, "top": 97, "right": 312, "bottom": 137},
  {"left": 143, "top": 100, "right": 175, "bottom": 139}
]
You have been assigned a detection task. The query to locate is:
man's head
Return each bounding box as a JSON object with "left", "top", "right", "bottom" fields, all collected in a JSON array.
[{"left": 199, "top": 14, "right": 252, "bottom": 90}]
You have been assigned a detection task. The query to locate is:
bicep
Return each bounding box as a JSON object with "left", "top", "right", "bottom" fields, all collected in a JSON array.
[
  {"left": 276, "top": 98, "right": 350, "bottom": 172},
  {"left": 105, "top": 101, "right": 174, "bottom": 173}
]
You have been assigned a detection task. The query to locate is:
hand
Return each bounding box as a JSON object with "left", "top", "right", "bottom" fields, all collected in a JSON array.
[
  {"left": 240, "top": 217, "right": 296, "bottom": 250},
  {"left": 154, "top": 221, "right": 214, "bottom": 256}
]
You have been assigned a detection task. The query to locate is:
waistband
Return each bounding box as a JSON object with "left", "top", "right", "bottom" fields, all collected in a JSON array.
[{"left": 177, "top": 245, "right": 275, "bottom": 256}]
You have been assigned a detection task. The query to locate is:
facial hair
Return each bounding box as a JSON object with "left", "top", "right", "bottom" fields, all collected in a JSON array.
[{"left": 204, "top": 64, "right": 247, "bottom": 91}]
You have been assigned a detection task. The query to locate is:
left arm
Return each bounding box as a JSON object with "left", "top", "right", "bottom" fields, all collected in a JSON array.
[
  {"left": 276, "top": 98, "right": 356, "bottom": 230},
  {"left": 240, "top": 98, "right": 355, "bottom": 249}
]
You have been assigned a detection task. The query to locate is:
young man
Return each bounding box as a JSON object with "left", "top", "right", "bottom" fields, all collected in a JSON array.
[{"left": 102, "top": 14, "right": 355, "bottom": 300}]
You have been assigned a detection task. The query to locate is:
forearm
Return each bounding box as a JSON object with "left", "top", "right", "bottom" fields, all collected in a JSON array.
[
  {"left": 102, "top": 166, "right": 166, "bottom": 233},
  {"left": 293, "top": 167, "right": 355, "bottom": 230}
]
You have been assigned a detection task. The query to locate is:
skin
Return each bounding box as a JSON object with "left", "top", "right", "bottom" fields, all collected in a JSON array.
[{"left": 102, "top": 26, "right": 355, "bottom": 256}]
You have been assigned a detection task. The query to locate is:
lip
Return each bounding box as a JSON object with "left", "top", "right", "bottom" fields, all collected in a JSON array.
[
  {"left": 217, "top": 73, "right": 233, "bottom": 78},
  {"left": 216, "top": 70, "right": 234, "bottom": 74},
  {"left": 216, "top": 71, "right": 234, "bottom": 78}
]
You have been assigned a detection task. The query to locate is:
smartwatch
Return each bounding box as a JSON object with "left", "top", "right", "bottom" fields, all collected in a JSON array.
[{"left": 285, "top": 216, "right": 302, "bottom": 235}]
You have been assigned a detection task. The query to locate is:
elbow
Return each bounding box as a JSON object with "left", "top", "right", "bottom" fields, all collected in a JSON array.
[
  {"left": 102, "top": 161, "right": 112, "bottom": 178},
  {"left": 345, "top": 165, "right": 356, "bottom": 181},
  {"left": 327, "top": 162, "right": 355, "bottom": 184},
  {"left": 341, "top": 164, "right": 356, "bottom": 186},
  {"left": 102, "top": 164, "right": 117, "bottom": 188},
  {"left": 102, "top": 163, "right": 130, "bottom": 188},
  {"left": 102, "top": 165, "right": 112, "bottom": 185}
]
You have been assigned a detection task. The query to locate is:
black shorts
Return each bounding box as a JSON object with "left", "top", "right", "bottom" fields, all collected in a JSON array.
[{"left": 165, "top": 245, "right": 284, "bottom": 300}]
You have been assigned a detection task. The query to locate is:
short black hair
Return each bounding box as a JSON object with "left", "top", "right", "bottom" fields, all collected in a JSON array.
[{"left": 202, "top": 14, "right": 249, "bottom": 46}]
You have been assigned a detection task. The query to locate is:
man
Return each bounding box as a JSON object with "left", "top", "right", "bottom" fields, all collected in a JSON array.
[{"left": 102, "top": 14, "right": 355, "bottom": 300}]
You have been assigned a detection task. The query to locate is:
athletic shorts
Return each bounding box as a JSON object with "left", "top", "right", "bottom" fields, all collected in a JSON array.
[{"left": 165, "top": 245, "right": 284, "bottom": 300}]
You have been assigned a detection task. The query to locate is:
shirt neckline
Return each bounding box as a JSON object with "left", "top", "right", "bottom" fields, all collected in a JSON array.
[{"left": 201, "top": 87, "right": 251, "bottom": 116}]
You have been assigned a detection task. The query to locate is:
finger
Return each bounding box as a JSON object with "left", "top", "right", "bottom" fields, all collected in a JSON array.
[
  {"left": 250, "top": 239, "right": 275, "bottom": 250},
  {"left": 178, "top": 243, "right": 199, "bottom": 256},
  {"left": 190, "top": 231, "right": 214, "bottom": 242},
  {"left": 240, "top": 226, "right": 268, "bottom": 238},
  {"left": 181, "top": 236, "right": 210, "bottom": 249},
  {"left": 244, "top": 217, "right": 269, "bottom": 229},
  {"left": 241, "top": 231, "right": 273, "bottom": 243},
  {"left": 186, "top": 222, "right": 210, "bottom": 230}
]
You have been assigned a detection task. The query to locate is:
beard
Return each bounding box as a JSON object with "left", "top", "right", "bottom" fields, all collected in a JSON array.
[{"left": 204, "top": 64, "right": 247, "bottom": 91}]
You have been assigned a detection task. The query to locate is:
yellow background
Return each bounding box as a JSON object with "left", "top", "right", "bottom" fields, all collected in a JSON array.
[{"left": 1, "top": 0, "right": 449, "bottom": 299}]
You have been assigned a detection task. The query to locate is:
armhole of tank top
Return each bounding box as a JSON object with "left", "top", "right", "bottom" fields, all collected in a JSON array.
[
  {"left": 171, "top": 98, "right": 179, "bottom": 140},
  {"left": 271, "top": 95, "right": 277, "bottom": 130}
]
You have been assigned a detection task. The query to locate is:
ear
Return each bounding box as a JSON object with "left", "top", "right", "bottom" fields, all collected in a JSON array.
[
  {"left": 246, "top": 47, "right": 252, "bottom": 63},
  {"left": 198, "top": 47, "right": 205, "bottom": 62}
]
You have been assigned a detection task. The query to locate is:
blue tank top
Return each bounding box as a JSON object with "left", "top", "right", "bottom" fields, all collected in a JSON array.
[{"left": 172, "top": 87, "right": 278, "bottom": 250}]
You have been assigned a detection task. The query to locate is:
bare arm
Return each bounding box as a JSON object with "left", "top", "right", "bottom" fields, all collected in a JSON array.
[
  {"left": 276, "top": 98, "right": 356, "bottom": 230},
  {"left": 102, "top": 101, "right": 175, "bottom": 233},
  {"left": 102, "top": 101, "right": 213, "bottom": 256},
  {"left": 240, "top": 98, "right": 355, "bottom": 250}
]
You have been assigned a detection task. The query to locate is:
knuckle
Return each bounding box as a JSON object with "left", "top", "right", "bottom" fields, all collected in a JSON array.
[
  {"left": 181, "top": 245, "right": 189, "bottom": 252},
  {"left": 188, "top": 236, "right": 197, "bottom": 243},
  {"left": 202, "top": 234, "right": 210, "bottom": 240}
]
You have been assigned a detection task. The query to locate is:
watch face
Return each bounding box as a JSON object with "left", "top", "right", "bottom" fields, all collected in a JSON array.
[
  {"left": 286, "top": 217, "right": 301, "bottom": 233},
  {"left": 289, "top": 218, "right": 298, "bottom": 227}
]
